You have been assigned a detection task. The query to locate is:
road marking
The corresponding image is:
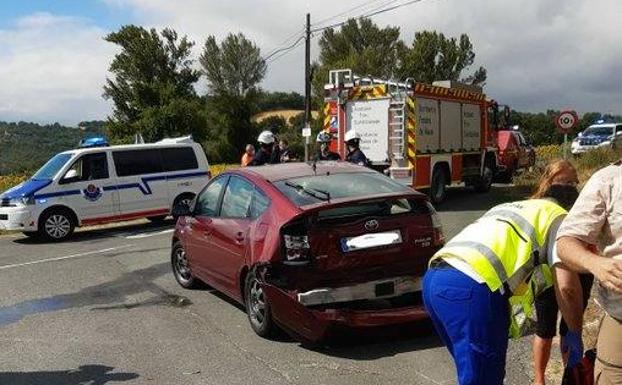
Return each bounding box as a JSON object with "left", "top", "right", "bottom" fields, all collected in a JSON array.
[
  {"left": 124, "top": 229, "right": 174, "bottom": 239},
  {"left": 0, "top": 245, "right": 132, "bottom": 271}
]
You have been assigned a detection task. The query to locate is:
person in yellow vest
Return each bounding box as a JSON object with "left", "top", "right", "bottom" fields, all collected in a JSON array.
[{"left": 422, "top": 159, "right": 581, "bottom": 385}]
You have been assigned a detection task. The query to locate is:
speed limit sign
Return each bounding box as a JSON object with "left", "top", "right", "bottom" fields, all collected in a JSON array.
[{"left": 556, "top": 110, "right": 579, "bottom": 134}]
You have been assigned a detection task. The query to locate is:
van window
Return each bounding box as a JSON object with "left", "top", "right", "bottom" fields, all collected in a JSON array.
[
  {"left": 161, "top": 147, "right": 198, "bottom": 171},
  {"left": 221, "top": 176, "right": 254, "bottom": 218},
  {"left": 113, "top": 149, "right": 163, "bottom": 177},
  {"left": 616, "top": 125, "right": 622, "bottom": 133},
  {"left": 62, "top": 152, "right": 109, "bottom": 182}
]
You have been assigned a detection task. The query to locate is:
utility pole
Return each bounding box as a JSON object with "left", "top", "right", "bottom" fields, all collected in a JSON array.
[{"left": 304, "top": 12, "right": 311, "bottom": 162}]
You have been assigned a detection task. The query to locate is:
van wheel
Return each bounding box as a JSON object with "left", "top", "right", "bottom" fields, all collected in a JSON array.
[
  {"left": 172, "top": 193, "right": 195, "bottom": 220},
  {"left": 245, "top": 270, "right": 277, "bottom": 338},
  {"left": 429, "top": 167, "right": 448, "bottom": 205},
  {"left": 171, "top": 241, "right": 200, "bottom": 289},
  {"left": 39, "top": 209, "right": 75, "bottom": 242}
]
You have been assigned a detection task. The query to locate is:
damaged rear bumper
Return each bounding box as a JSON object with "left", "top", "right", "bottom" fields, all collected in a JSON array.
[{"left": 262, "top": 277, "right": 428, "bottom": 342}]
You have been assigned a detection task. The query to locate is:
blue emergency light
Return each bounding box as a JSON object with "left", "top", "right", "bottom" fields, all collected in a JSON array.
[{"left": 79, "top": 137, "right": 109, "bottom": 148}]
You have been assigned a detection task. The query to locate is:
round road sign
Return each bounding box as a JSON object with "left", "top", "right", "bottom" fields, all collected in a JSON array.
[{"left": 556, "top": 110, "right": 579, "bottom": 134}]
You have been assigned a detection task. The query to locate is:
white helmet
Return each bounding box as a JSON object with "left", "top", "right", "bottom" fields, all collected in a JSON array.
[
  {"left": 345, "top": 130, "right": 361, "bottom": 143},
  {"left": 257, "top": 130, "right": 275, "bottom": 145}
]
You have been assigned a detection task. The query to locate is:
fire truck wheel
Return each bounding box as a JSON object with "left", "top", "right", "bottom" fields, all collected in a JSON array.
[
  {"left": 474, "top": 163, "right": 494, "bottom": 193},
  {"left": 430, "top": 167, "right": 448, "bottom": 205}
]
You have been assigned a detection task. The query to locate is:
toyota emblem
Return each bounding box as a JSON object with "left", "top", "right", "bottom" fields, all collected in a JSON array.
[{"left": 364, "top": 219, "right": 379, "bottom": 231}]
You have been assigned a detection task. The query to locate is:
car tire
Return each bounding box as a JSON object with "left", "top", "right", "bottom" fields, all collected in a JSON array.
[
  {"left": 171, "top": 241, "right": 200, "bottom": 289},
  {"left": 172, "top": 193, "right": 195, "bottom": 221},
  {"left": 38, "top": 208, "right": 75, "bottom": 242},
  {"left": 429, "top": 167, "right": 448, "bottom": 205},
  {"left": 245, "top": 270, "right": 277, "bottom": 338},
  {"left": 474, "top": 161, "right": 494, "bottom": 193}
]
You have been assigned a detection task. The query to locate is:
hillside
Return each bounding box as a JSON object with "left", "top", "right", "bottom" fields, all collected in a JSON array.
[{"left": 0, "top": 121, "right": 106, "bottom": 175}]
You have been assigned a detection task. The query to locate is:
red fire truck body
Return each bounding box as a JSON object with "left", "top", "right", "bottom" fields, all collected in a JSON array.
[{"left": 323, "top": 69, "right": 502, "bottom": 203}]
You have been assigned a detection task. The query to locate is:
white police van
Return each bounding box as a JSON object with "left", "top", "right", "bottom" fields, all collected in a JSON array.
[{"left": 0, "top": 136, "right": 210, "bottom": 241}]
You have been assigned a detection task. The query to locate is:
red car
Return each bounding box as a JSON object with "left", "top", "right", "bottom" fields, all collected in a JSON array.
[
  {"left": 171, "top": 162, "right": 444, "bottom": 343},
  {"left": 496, "top": 129, "right": 536, "bottom": 182}
]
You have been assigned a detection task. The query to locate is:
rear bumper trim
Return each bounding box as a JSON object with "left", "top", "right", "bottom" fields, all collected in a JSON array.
[{"left": 297, "top": 276, "right": 422, "bottom": 306}]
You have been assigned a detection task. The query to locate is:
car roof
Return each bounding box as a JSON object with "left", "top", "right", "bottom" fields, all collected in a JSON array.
[
  {"left": 59, "top": 142, "right": 198, "bottom": 156},
  {"left": 238, "top": 161, "right": 376, "bottom": 182}
]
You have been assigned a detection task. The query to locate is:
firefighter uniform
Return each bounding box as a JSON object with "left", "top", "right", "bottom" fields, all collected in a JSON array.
[{"left": 422, "top": 199, "right": 566, "bottom": 385}]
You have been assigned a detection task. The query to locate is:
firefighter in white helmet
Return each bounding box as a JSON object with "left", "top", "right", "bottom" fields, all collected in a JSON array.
[
  {"left": 313, "top": 132, "right": 341, "bottom": 161},
  {"left": 250, "top": 130, "right": 277, "bottom": 166},
  {"left": 345, "top": 130, "right": 370, "bottom": 167}
]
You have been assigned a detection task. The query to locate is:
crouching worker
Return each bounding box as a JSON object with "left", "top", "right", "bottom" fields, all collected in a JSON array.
[{"left": 422, "top": 159, "right": 580, "bottom": 385}]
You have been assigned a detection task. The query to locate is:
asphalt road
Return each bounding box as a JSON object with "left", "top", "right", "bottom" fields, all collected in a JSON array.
[{"left": 0, "top": 185, "right": 539, "bottom": 385}]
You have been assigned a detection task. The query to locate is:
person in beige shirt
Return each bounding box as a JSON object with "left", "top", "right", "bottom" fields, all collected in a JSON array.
[{"left": 557, "top": 161, "right": 622, "bottom": 384}]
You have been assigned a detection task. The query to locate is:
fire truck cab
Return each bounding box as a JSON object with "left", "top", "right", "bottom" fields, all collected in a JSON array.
[{"left": 323, "top": 69, "right": 502, "bottom": 204}]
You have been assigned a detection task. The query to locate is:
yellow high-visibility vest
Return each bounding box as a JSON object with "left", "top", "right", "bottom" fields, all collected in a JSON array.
[{"left": 430, "top": 199, "right": 567, "bottom": 337}]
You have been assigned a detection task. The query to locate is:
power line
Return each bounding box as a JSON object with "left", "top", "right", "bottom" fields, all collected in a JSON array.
[
  {"left": 311, "top": 0, "right": 426, "bottom": 33},
  {"left": 312, "top": 0, "right": 388, "bottom": 27},
  {"left": 263, "top": 26, "right": 306, "bottom": 59},
  {"left": 263, "top": 35, "right": 305, "bottom": 62}
]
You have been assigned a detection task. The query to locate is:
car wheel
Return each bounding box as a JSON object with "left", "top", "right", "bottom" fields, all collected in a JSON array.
[
  {"left": 172, "top": 193, "right": 195, "bottom": 221},
  {"left": 474, "top": 162, "right": 494, "bottom": 193},
  {"left": 429, "top": 167, "right": 448, "bottom": 205},
  {"left": 39, "top": 209, "right": 75, "bottom": 242},
  {"left": 171, "top": 241, "right": 200, "bottom": 289},
  {"left": 245, "top": 270, "right": 276, "bottom": 338}
]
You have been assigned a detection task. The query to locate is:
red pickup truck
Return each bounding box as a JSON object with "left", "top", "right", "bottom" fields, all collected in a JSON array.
[{"left": 496, "top": 129, "right": 536, "bottom": 182}]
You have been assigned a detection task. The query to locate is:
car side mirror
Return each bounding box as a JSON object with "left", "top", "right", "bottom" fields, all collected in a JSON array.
[
  {"left": 577, "top": 132, "right": 583, "bottom": 138},
  {"left": 172, "top": 202, "right": 192, "bottom": 218}
]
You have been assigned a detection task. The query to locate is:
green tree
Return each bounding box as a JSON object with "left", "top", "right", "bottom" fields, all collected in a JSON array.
[
  {"left": 200, "top": 33, "right": 267, "bottom": 156},
  {"left": 397, "top": 31, "right": 487, "bottom": 85},
  {"left": 103, "top": 25, "right": 206, "bottom": 143}
]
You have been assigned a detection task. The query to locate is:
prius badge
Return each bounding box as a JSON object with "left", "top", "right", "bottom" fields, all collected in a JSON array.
[{"left": 364, "top": 219, "right": 379, "bottom": 231}]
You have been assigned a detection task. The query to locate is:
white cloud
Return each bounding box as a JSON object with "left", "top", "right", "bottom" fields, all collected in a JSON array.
[
  {"left": 2, "top": 0, "right": 621, "bottom": 125},
  {"left": 0, "top": 12, "right": 116, "bottom": 125},
  {"left": 109, "top": 0, "right": 622, "bottom": 115}
]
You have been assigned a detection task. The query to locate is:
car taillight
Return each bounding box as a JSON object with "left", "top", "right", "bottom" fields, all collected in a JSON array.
[
  {"left": 283, "top": 234, "right": 310, "bottom": 265},
  {"left": 426, "top": 201, "right": 445, "bottom": 247}
]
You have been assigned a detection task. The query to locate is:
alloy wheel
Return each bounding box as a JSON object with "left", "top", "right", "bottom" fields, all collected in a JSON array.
[
  {"left": 174, "top": 247, "right": 191, "bottom": 283},
  {"left": 248, "top": 279, "right": 266, "bottom": 328},
  {"left": 45, "top": 214, "right": 71, "bottom": 239}
]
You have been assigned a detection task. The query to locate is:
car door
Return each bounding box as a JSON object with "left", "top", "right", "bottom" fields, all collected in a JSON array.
[
  {"left": 58, "top": 152, "right": 120, "bottom": 222},
  {"left": 184, "top": 175, "right": 228, "bottom": 286},
  {"left": 208, "top": 176, "right": 261, "bottom": 296},
  {"left": 111, "top": 148, "right": 169, "bottom": 218}
]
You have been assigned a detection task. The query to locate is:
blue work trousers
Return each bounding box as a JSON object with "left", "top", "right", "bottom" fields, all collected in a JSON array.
[{"left": 423, "top": 266, "right": 510, "bottom": 385}]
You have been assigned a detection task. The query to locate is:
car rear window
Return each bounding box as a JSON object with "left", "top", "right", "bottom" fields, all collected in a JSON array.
[{"left": 274, "top": 172, "right": 413, "bottom": 206}]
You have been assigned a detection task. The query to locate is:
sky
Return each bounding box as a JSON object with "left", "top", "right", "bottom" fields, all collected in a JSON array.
[{"left": 0, "top": 0, "right": 620, "bottom": 126}]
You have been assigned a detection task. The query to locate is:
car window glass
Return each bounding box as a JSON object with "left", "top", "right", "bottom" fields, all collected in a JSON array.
[
  {"left": 221, "top": 176, "right": 254, "bottom": 218},
  {"left": 64, "top": 153, "right": 108, "bottom": 182},
  {"left": 195, "top": 177, "right": 227, "bottom": 217},
  {"left": 616, "top": 125, "right": 622, "bottom": 133},
  {"left": 251, "top": 189, "right": 270, "bottom": 218},
  {"left": 113, "top": 149, "right": 163, "bottom": 177},
  {"left": 161, "top": 147, "right": 198, "bottom": 171}
]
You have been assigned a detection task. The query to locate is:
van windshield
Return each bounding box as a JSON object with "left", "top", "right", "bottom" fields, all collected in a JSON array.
[
  {"left": 32, "top": 153, "right": 73, "bottom": 180},
  {"left": 583, "top": 126, "right": 613, "bottom": 136}
]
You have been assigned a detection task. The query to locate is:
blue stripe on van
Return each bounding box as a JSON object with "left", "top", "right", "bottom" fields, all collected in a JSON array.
[{"left": 33, "top": 171, "right": 209, "bottom": 199}]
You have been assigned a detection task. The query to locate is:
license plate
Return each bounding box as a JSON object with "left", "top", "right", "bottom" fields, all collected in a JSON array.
[{"left": 340, "top": 230, "right": 402, "bottom": 252}]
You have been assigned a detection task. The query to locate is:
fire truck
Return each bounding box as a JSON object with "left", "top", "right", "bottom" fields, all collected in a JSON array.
[{"left": 323, "top": 69, "right": 503, "bottom": 204}]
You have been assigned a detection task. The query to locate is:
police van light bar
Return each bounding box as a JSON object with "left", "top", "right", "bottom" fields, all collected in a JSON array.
[{"left": 79, "top": 137, "right": 109, "bottom": 148}]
